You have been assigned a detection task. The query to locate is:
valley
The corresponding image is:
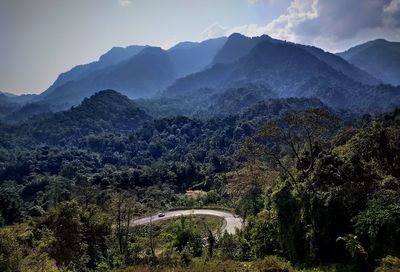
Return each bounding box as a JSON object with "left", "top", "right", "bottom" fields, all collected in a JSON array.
[{"left": 1, "top": 23, "right": 400, "bottom": 272}]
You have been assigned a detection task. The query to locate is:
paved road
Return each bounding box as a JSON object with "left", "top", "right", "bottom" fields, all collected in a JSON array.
[{"left": 132, "top": 209, "right": 243, "bottom": 234}]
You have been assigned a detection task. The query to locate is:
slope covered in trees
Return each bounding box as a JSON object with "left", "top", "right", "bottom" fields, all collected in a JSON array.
[
  {"left": 11, "top": 90, "right": 150, "bottom": 145},
  {"left": 1, "top": 88, "right": 399, "bottom": 271}
]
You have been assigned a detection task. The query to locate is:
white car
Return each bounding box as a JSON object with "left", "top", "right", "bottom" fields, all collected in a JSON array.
[{"left": 158, "top": 212, "right": 165, "bottom": 218}]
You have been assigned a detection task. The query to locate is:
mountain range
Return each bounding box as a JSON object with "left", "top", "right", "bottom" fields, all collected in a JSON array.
[
  {"left": 3, "top": 34, "right": 400, "bottom": 122},
  {"left": 165, "top": 34, "right": 398, "bottom": 111},
  {"left": 33, "top": 37, "right": 227, "bottom": 108},
  {"left": 338, "top": 39, "right": 400, "bottom": 86}
]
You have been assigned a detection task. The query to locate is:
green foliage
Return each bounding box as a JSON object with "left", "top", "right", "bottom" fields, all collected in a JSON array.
[
  {"left": 172, "top": 217, "right": 204, "bottom": 258},
  {"left": 253, "top": 255, "right": 295, "bottom": 272},
  {"left": 336, "top": 234, "right": 368, "bottom": 260},
  {"left": 34, "top": 201, "right": 112, "bottom": 270},
  {"left": 0, "top": 184, "right": 23, "bottom": 225},
  {"left": 229, "top": 109, "right": 400, "bottom": 268},
  {"left": 19, "top": 250, "right": 60, "bottom": 272},
  {"left": 217, "top": 232, "right": 252, "bottom": 261},
  {"left": 354, "top": 194, "right": 400, "bottom": 258},
  {"left": 248, "top": 211, "right": 281, "bottom": 258},
  {"left": 375, "top": 256, "right": 400, "bottom": 272},
  {"left": 0, "top": 227, "right": 23, "bottom": 272}
]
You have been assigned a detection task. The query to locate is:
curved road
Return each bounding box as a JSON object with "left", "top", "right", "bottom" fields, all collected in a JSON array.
[{"left": 132, "top": 209, "right": 243, "bottom": 234}]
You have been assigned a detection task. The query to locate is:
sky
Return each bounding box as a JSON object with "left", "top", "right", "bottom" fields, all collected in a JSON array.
[{"left": 1, "top": 0, "right": 400, "bottom": 95}]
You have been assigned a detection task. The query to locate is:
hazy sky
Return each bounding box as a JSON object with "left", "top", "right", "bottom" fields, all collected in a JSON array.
[{"left": 1, "top": 0, "right": 400, "bottom": 94}]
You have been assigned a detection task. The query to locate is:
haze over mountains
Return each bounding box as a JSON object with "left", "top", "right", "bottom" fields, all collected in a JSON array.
[
  {"left": 2, "top": 33, "right": 400, "bottom": 122},
  {"left": 34, "top": 37, "right": 227, "bottom": 108},
  {"left": 338, "top": 39, "right": 400, "bottom": 86},
  {"left": 40, "top": 45, "right": 148, "bottom": 98}
]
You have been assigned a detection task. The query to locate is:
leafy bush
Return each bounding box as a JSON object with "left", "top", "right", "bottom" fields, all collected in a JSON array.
[{"left": 375, "top": 256, "right": 400, "bottom": 272}]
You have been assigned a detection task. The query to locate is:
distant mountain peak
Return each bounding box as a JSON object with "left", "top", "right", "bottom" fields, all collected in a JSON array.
[
  {"left": 228, "top": 32, "right": 272, "bottom": 40},
  {"left": 85, "top": 89, "right": 126, "bottom": 100},
  {"left": 168, "top": 37, "right": 227, "bottom": 52},
  {"left": 372, "top": 38, "right": 389, "bottom": 43},
  {"left": 40, "top": 44, "right": 147, "bottom": 99},
  {"left": 137, "top": 46, "right": 167, "bottom": 56},
  {"left": 338, "top": 38, "right": 400, "bottom": 85},
  {"left": 213, "top": 33, "right": 273, "bottom": 65},
  {"left": 169, "top": 41, "right": 198, "bottom": 51},
  {"left": 98, "top": 45, "right": 148, "bottom": 64},
  {"left": 228, "top": 32, "right": 246, "bottom": 39}
]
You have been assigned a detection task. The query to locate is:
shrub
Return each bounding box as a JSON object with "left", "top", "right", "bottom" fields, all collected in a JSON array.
[
  {"left": 375, "top": 256, "right": 400, "bottom": 272},
  {"left": 253, "top": 256, "right": 295, "bottom": 272}
]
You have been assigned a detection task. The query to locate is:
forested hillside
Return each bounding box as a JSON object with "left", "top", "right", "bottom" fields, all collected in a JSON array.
[{"left": 1, "top": 89, "right": 400, "bottom": 271}]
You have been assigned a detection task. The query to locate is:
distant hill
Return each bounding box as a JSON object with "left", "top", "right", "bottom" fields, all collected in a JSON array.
[
  {"left": 18, "top": 90, "right": 151, "bottom": 145},
  {"left": 0, "top": 92, "right": 39, "bottom": 119},
  {"left": 4, "top": 103, "right": 53, "bottom": 123},
  {"left": 211, "top": 33, "right": 378, "bottom": 85},
  {"left": 38, "top": 47, "right": 176, "bottom": 108},
  {"left": 167, "top": 41, "right": 358, "bottom": 102},
  {"left": 165, "top": 35, "right": 400, "bottom": 112},
  {"left": 39, "top": 45, "right": 148, "bottom": 98},
  {"left": 0, "top": 93, "right": 18, "bottom": 119},
  {"left": 0, "top": 91, "right": 17, "bottom": 98},
  {"left": 297, "top": 44, "right": 380, "bottom": 86},
  {"left": 338, "top": 39, "right": 400, "bottom": 86},
  {"left": 0, "top": 91, "right": 37, "bottom": 104}
]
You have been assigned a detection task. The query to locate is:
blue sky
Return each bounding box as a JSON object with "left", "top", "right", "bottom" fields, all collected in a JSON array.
[{"left": 1, "top": 0, "right": 400, "bottom": 94}]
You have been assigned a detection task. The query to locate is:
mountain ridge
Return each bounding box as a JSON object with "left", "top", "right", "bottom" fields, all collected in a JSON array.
[
  {"left": 35, "top": 38, "right": 227, "bottom": 109},
  {"left": 166, "top": 40, "right": 358, "bottom": 98},
  {"left": 39, "top": 45, "right": 148, "bottom": 98},
  {"left": 338, "top": 39, "right": 400, "bottom": 85},
  {"left": 3, "top": 34, "right": 400, "bottom": 118}
]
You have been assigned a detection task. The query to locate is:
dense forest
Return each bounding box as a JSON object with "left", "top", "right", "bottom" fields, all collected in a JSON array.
[{"left": 0, "top": 89, "right": 399, "bottom": 271}]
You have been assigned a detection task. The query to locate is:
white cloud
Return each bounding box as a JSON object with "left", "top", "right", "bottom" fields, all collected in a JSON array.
[
  {"left": 202, "top": 0, "right": 318, "bottom": 42},
  {"left": 383, "top": 0, "right": 400, "bottom": 27},
  {"left": 263, "top": 0, "right": 319, "bottom": 41},
  {"left": 118, "top": 0, "right": 132, "bottom": 7},
  {"left": 201, "top": 22, "right": 229, "bottom": 40},
  {"left": 201, "top": 0, "right": 400, "bottom": 52},
  {"left": 201, "top": 22, "right": 265, "bottom": 40},
  {"left": 384, "top": 0, "right": 400, "bottom": 13},
  {"left": 162, "top": 38, "right": 179, "bottom": 50},
  {"left": 229, "top": 24, "right": 266, "bottom": 37}
]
